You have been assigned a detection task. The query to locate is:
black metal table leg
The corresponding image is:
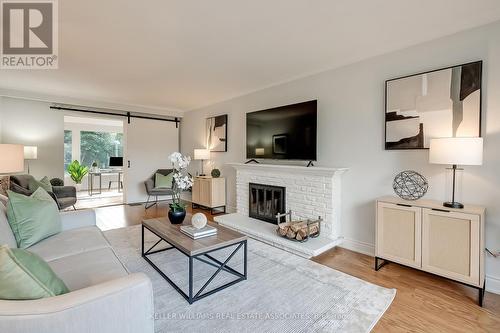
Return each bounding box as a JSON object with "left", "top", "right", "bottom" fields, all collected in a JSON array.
[
  {"left": 244, "top": 240, "right": 247, "bottom": 279},
  {"left": 141, "top": 226, "right": 247, "bottom": 304},
  {"left": 189, "top": 256, "right": 193, "bottom": 304},
  {"left": 99, "top": 174, "right": 102, "bottom": 194},
  {"left": 141, "top": 225, "right": 144, "bottom": 256},
  {"left": 89, "top": 174, "right": 93, "bottom": 196}
]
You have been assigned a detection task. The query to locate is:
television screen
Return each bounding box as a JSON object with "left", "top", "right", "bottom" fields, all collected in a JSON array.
[
  {"left": 246, "top": 100, "right": 317, "bottom": 161},
  {"left": 109, "top": 156, "right": 123, "bottom": 167}
]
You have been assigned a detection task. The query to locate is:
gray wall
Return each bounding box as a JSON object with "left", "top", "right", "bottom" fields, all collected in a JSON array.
[
  {"left": 0, "top": 97, "right": 64, "bottom": 179},
  {"left": 181, "top": 21, "right": 500, "bottom": 292}
]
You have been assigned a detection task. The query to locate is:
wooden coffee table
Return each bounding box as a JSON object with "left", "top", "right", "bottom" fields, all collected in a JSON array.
[{"left": 141, "top": 217, "right": 248, "bottom": 304}]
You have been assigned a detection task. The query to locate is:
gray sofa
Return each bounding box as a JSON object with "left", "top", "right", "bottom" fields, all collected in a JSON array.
[
  {"left": 0, "top": 207, "right": 154, "bottom": 333},
  {"left": 10, "top": 175, "right": 77, "bottom": 210}
]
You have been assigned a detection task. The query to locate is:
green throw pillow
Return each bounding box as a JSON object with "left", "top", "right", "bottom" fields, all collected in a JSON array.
[
  {"left": 0, "top": 245, "right": 69, "bottom": 299},
  {"left": 6, "top": 188, "right": 61, "bottom": 248},
  {"left": 155, "top": 172, "right": 173, "bottom": 189},
  {"left": 28, "top": 176, "right": 52, "bottom": 193}
]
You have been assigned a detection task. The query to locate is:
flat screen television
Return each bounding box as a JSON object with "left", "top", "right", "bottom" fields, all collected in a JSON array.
[
  {"left": 246, "top": 100, "right": 317, "bottom": 161},
  {"left": 109, "top": 156, "right": 123, "bottom": 167}
]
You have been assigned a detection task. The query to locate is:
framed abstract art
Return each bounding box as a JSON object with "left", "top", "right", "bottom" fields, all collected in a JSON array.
[
  {"left": 385, "top": 61, "right": 482, "bottom": 150},
  {"left": 206, "top": 114, "right": 228, "bottom": 152}
]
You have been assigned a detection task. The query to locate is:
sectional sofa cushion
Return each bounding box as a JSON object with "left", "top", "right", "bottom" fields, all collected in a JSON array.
[
  {"left": 6, "top": 188, "right": 61, "bottom": 248},
  {"left": 47, "top": 247, "right": 128, "bottom": 291},
  {"left": 0, "top": 203, "right": 17, "bottom": 248},
  {"left": 0, "top": 194, "right": 7, "bottom": 207},
  {"left": 0, "top": 245, "right": 69, "bottom": 300},
  {"left": 28, "top": 176, "right": 52, "bottom": 193},
  {"left": 27, "top": 226, "right": 110, "bottom": 262}
]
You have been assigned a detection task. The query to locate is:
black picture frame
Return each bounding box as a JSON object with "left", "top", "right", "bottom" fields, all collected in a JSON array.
[
  {"left": 206, "top": 114, "right": 228, "bottom": 152},
  {"left": 384, "top": 60, "right": 482, "bottom": 150}
]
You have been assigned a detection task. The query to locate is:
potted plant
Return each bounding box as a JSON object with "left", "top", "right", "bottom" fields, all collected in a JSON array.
[
  {"left": 67, "top": 160, "right": 89, "bottom": 190},
  {"left": 91, "top": 161, "right": 99, "bottom": 173},
  {"left": 168, "top": 152, "right": 193, "bottom": 224}
]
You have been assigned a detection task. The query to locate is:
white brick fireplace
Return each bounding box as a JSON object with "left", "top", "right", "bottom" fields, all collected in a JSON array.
[{"left": 214, "top": 163, "right": 347, "bottom": 258}]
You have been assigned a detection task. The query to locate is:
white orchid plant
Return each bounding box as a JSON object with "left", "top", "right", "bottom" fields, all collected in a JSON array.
[{"left": 168, "top": 152, "right": 193, "bottom": 212}]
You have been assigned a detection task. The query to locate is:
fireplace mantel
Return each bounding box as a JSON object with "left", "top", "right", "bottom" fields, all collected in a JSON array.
[{"left": 227, "top": 163, "right": 348, "bottom": 177}]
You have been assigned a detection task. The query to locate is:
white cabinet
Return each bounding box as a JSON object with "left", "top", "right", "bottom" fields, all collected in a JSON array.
[
  {"left": 421, "top": 208, "right": 480, "bottom": 286},
  {"left": 376, "top": 197, "right": 485, "bottom": 305},
  {"left": 376, "top": 202, "right": 422, "bottom": 269},
  {"left": 191, "top": 177, "right": 226, "bottom": 213}
]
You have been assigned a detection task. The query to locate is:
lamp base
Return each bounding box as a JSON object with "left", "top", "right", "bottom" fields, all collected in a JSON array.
[{"left": 443, "top": 201, "right": 464, "bottom": 209}]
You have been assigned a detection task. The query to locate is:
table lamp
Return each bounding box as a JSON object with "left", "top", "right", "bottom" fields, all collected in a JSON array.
[
  {"left": 24, "top": 146, "right": 38, "bottom": 174},
  {"left": 194, "top": 149, "right": 210, "bottom": 176},
  {"left": 429, "top": 137, "right": 483, "bottom": 209},
  {"left": 0, "top": 144, "right": 25, "bottom": 174}
]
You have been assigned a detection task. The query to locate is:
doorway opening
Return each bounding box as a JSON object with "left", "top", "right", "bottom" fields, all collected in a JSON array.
[{"left": 63, "top": 115, "right": 124, "bottom": 209}]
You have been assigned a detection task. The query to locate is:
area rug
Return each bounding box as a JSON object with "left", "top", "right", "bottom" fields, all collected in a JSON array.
[{"left": 104, "top": 225, "right": 395, "bottom": 333}]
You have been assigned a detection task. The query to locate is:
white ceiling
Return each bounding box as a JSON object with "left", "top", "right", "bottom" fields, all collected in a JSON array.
[{"left": 1, "top": 0, "right": 500, "bottom": 113}]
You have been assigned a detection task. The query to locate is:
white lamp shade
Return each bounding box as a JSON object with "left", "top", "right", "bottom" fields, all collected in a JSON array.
[
  {"left": 255, "top": 148, "right": 265, "bottom": 156},
  {"left": 194, "top": 148, "right": 210, "bottom": 160},
  {"left": 24, "top": 146, "right": 38, "bottom": 160},
  {"left": 429, "top": 137, "right": 483, "bottom": 165},
  {"left": 0, "top": 144, "right": 25, "bottom": 174}
]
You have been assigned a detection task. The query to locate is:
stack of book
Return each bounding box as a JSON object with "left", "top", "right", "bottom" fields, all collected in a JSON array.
[{"left": 180, "top": 225, "right": 217, "bottom": 239}]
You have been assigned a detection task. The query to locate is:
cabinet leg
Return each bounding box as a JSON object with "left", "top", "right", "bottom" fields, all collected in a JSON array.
[
  {"left": 374, "top": 257, "right": 387, "bottom": 271},
  {"left": 479, "top": 280, "right": 486, "bottom": 307}
]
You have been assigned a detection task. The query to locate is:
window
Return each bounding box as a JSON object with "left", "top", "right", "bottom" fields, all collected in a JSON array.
[
  {"left": 80, "top": 131, "right": 123, "bottom": 168},
  {"left": 64, "top": 130, "right": 72, "bottom": 172}
]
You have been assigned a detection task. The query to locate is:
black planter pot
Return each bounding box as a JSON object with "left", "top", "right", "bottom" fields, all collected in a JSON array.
[{"left": 168, "top": 209, "right": 186, "bottom": 224}]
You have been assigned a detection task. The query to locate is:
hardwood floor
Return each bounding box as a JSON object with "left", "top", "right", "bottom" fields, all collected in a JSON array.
[
  {"left": 94, "top": 200, "right": 213, "bottom": 231},
  {"left": 314, "top": 248, "right": 500, "bottom": 332},
  {"left": 95, "top": 202, "right": 500, "bottom": 332},
  {"left": 75, "top": 189, "right": 123, "bottom": 209}
]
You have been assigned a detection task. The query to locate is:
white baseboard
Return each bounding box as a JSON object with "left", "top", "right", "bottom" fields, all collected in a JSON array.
[
  {"left": 486, "top": 275, "right": 500, "bottom": 295},
  {"left": 338, "top": 238, "right": 375, "bottom": 257},
  {"left": 226, "top": 205, "right": 237, "bottom": 213}
]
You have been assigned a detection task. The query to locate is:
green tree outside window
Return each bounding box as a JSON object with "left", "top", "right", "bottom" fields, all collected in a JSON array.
[
  {"left": 80, "top": 131, "right": 123, "bottom": 168},
  {"left": 64, "top": 130, "right": 72, "bottom": 172}
]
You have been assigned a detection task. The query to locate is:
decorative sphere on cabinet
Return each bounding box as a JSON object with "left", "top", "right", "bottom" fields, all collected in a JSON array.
[
  {"left": 392, "top": 170, "right": 428, "bottom": 200},
  {"left": 191, "top": 213, "right": 208, "bottom": 229},
  {"left": 211, "top": 168, "right": 221, "bottom": 178}
]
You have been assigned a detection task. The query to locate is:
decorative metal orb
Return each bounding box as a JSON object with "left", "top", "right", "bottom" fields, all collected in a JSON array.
[
  {"left": 392, "top": 170, "right": 428, "bottom": 200},
  {"left": 191, "top": 212, "right": 208, "bottom": 229}
]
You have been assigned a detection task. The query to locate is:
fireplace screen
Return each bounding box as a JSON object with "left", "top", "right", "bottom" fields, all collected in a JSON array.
[{"left": 249, "top": 183, "right": 286, "bottom": 224}]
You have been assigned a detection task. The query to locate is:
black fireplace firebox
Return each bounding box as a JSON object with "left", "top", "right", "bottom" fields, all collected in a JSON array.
[{"left": 249, "top": 183, "right": 286, "bottom": 224}]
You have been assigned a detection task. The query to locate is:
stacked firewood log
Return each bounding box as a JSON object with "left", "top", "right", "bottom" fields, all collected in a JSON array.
[
  {"left": 277, "top": 220, "right": 320, "bottom": 241},
  {"left": 275, "top": 211, "right": 322, "bottom": 242}
]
